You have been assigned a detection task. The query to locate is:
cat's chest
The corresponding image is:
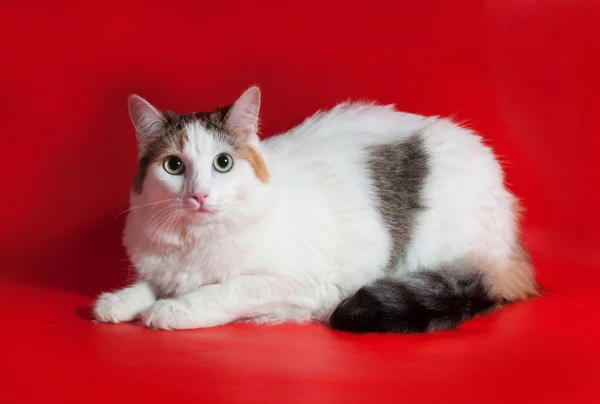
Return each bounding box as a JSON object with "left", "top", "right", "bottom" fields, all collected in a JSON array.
[{"left": 134, "top": 236, "right": 252, "bottom": 297}]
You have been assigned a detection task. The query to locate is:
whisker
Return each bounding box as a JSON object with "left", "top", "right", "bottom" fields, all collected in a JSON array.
[
  {"left": 129, "top": 203, "right": 178, "bottom": 261},
  {"left": 150, "top": 208, "right": 180, "bottom": 257},
  {"left": 163, "top": 208, "right": 186, "bottom": 254},
  {"left": 157, "top": 208, "right": 181, "bottom": 254},
  {"left": 115, "top": 197, "right": 178, "bottom": 219},
  {"left": 120, "top": 199, "right": 187, "bottom": 282}
]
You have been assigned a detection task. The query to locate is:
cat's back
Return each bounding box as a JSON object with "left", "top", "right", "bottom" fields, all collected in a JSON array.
[
  {"left": 264, "top": 102, "right": 426, "bottom": 158},
  {"left": 262, "top": 102, "right": 430, "bottom": 188},
  {"left": 262, "top": 101, "right": 505, "bottom": 196},
  {"left": 261, "top": 101, "right": 516, "bottom": 275}
]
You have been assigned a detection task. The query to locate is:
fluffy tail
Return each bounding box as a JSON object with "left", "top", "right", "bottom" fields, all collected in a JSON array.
[{"left": 329, "top": 246, "right": 537, "bottom": 333}]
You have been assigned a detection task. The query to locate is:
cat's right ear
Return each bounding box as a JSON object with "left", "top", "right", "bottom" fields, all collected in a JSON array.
[{"left": 127, "top": 95, "right": 166, "bottom": 145}]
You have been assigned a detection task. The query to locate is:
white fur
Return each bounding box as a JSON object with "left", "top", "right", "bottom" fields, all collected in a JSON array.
[
  {"left": 93, "top": 282, "right": 156, "bottom": 323},
  {"left": 399, "top": 119, "right": 517, "bottom": 273},
  {"left": 94, "top": 100, "right": 518, "bottom": 330}
]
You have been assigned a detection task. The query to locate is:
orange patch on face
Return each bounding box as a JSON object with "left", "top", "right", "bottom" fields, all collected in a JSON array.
[{"left": 239, "top": 145, "right": 270, "bottom": 183}]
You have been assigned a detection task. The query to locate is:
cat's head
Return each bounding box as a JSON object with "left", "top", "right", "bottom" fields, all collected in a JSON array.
[{"left": 127, "top": 87, "right": 271, "bottom": 225}]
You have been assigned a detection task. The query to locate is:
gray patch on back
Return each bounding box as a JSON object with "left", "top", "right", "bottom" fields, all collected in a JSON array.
[{"left": 367, "top": 133, "right": 429, "bottom": 271}]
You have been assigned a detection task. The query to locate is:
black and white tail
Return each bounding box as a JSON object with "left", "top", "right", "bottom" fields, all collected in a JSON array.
[{"left": 329, "top": 247, "right": 537, "bottom": 333}]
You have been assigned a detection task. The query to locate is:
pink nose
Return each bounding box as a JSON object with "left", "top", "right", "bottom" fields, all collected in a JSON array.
[{"left": 189, "top": 193, "right": 208, "bottom": 204}]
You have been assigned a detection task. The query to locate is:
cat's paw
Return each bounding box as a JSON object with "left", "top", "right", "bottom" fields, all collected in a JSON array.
[
  {"left": 141, "top": 299, "right": 195, "bottom": 330},
  {"left": 93, "top": 292, "right": 139, "bottom": 323},
  {"left": 93, "top": 285, "right": 156, "bottom": 323}
]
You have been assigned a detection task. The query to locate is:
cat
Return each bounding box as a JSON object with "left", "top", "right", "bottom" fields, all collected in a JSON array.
[{"left": 93, "top": 86, "right": 537, "bottom": 333}]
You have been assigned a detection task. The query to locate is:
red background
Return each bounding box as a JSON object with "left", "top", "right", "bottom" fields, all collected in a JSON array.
[{"left": 1, "top": 0, "right": 599, "bottom": 403}]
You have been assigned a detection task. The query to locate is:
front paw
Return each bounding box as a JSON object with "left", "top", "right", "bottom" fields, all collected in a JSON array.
[
  {"left": 93, "top": 284, "right": 156, "bottom": 323},
  {"left": 94, "top": 292, "right": 142, "bottom": 323},
  {"left": 141, "top": 299, "right": 195, "bottom": 330}
]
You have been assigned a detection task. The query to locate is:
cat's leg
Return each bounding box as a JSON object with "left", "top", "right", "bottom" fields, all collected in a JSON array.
[
  {"left": 93, "top": 281, "right": 157, "bottom": 323},
  {"left": 141, "top": 275, "right": 314, "bottom": 330}
]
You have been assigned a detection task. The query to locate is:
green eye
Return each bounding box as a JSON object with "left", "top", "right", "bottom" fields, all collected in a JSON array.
[
  {"left": 163, "top": 156, "right": 185, "bottom": 175},
  {"left": 213, "top": 153, "right": 233, "bottom": 173}
]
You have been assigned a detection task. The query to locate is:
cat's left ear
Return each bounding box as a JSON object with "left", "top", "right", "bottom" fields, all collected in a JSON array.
[{"left": 224, "top": 86, "right": 261, "bottom": 142}]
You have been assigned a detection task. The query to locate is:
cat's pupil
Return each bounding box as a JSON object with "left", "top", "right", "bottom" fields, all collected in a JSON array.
[
  {"left": 217, "top": 155, "right": 229, "bottom": 168},
  {"left": 168, "top": 158, "right": 182, "bottom": 171}
]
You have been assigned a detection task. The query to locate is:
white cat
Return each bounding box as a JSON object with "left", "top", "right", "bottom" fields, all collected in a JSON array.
[{"left": 93, "top": 87, "right": 537, "bottom": 332}]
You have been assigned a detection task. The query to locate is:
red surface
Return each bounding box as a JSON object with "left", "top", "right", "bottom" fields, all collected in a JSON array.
[{"left": 1, "top": 1, "right": 599, "bottom": 402}]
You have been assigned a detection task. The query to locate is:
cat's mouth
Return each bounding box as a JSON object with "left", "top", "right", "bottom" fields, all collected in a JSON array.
[
  {"left": 183, "top": 199, "right": 216, "bottom": 216},
  {"left": 189, "top": 206, "right": 215, "bottom": 216}
]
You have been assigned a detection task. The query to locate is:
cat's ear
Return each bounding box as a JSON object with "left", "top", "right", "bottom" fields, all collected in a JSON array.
[
  {"left": 127, "top": 95, "right": 166, "bottom": 144},
  {"left": 224, "top": 86, "right": 261, "bottom": 142}
]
